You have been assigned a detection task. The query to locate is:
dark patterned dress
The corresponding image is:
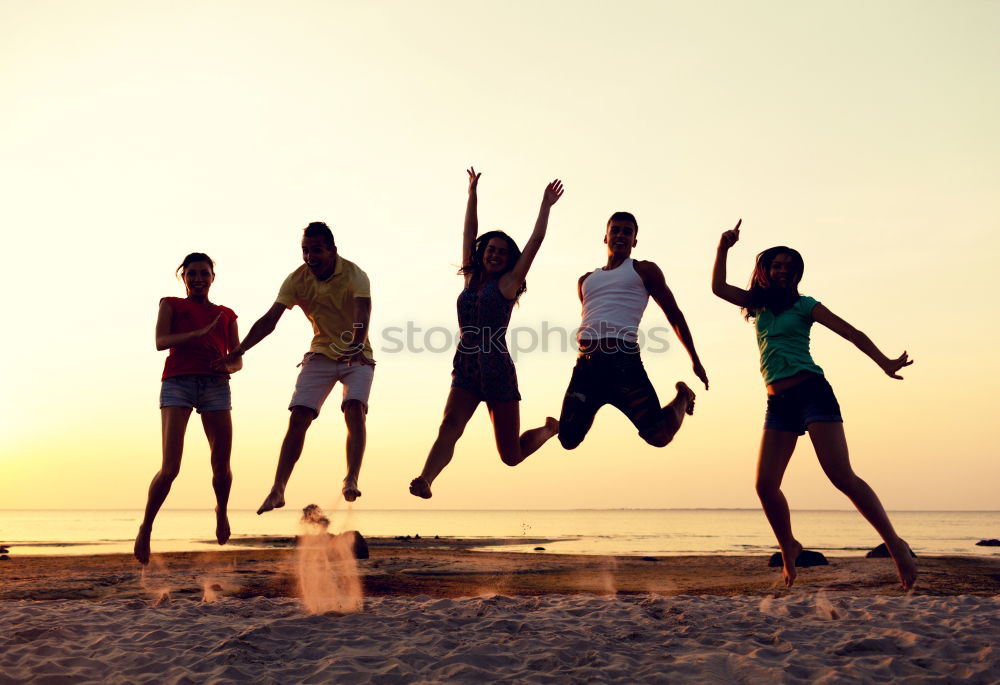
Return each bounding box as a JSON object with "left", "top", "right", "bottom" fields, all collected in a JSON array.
[{"left": 450, "top": 278, "right": 521, "bottom": 402}]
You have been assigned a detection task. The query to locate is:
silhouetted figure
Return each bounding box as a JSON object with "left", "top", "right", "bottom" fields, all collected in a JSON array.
[
  {"left": 135, "top": 253, "right": 241, "bottom": 565},
  {"left": 409, "top": 168, "right": 563, "bottom": 499},
  {"left": 557, "top": 212, "right": 708, "bottom": 452},
  {"left": 218, "top": 222, "right": 374, "bottom": 511},
  {"left": 712, "top": 219, "right": 916, "bottom": 590}
]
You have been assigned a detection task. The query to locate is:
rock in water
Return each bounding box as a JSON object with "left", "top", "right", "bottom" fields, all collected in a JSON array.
[
  {"left": 768, "top": 550, "right": 828, "bottom": 567},
  {"left": 866, "top": 541, "right": 917, "bottom": 558},
  {"left": 975, "top": 539, "right": 1000, "bottom": 547}
]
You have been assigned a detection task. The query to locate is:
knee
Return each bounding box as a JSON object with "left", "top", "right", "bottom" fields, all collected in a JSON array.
[
  {"left": 643, "top": 430, "right": 672, "bottom": 448},
  {"left": 288, "top": 407, "right": 315, "bottom": 432},
  {"left": 159, "top": 465, "right": 181, "bottom": 482},
  {"left": 343, "top": 400, "right": 367, "bottom": 423},
  {"left": 498, "top": 448, "right": 521, "bottom": 467},
  {"left": 755, "top": 479, "right": 779, "bottom": 499},
  {"left": 557, "top": 431, "right": 582, "bottom": 450},
  {"left": 829, "top": 473, "right": 861, "bottom": 494}
]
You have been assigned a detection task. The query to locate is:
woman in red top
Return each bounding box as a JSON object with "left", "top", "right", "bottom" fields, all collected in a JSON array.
[{"left": 134, "top": 253, "right": 241, "bottom": 565}]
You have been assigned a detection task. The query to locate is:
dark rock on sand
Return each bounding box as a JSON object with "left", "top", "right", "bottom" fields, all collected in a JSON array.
[
  {"left": 534, "top": 547, "right": 546, "bottom": 551},
  {"left": 340, "top": 530, "right": 369, "bottom": 559},
  {"left": 642, "top": 557, "right": 657, "bottom": 562},
  {"left": 866, "top": 542, "right": 917, "bottom": 558},
  {"left": 0, "top": 555, "right": 10, "bottom": 561},
  {"left": 768, "top": 550, "right": 828, "bottom": 567},
  {"left": 976, "top": 539, "right": 1000, "bottom": 547}
]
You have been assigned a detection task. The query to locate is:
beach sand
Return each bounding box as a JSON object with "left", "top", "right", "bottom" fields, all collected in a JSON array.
[{"left": 2, "top": 539, "right": 998, "bottom": 683}]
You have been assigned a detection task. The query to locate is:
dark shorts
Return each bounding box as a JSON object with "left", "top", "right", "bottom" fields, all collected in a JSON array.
[
  {"left": 451, "top": 349, "right": 521, "bottom": 404},
  {"left": 764, "top": 373, "right": 843, "bottom": 435},
  {"left": 160, "top": 374, "right": 231, "bottom": 413},
  {"left": 558, "top": 347, "right": 665, "bottom": 449}
]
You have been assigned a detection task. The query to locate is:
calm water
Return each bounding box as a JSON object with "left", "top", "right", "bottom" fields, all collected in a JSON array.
[{"left": 2, "top": 509, "right": 997, "bottom": 558}]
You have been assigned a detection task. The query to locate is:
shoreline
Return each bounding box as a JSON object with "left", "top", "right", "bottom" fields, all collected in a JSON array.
[{"left": 3, "top": 539, "right": 999, "bottom": 602}]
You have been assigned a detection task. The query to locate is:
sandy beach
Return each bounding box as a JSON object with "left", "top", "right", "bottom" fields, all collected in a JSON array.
[{"left": 2, "top": 539, "right": 998, "bottom": 683}]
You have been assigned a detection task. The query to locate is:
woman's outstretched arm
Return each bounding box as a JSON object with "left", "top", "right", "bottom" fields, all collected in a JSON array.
[
  {"left": 812, "top": 304, "right": 913, "bottom": 379},
  {"left": 712, "top": 219, "right": 751, "bottom": 307},
  {"left": 500, "top": 179, "right": 564, "bottom": 298},
  {"left": 462, "top": 167, "right": 481, "bottom": 273}
]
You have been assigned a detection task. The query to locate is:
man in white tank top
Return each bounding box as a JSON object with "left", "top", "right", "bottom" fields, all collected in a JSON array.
[{"left": 558, "top": 212, "right": 709, "bottom": 450}]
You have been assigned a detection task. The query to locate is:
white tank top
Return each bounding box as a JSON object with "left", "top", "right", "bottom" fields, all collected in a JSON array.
[{"left": 579, "top": 258, "right": 649, "bottom": 343}]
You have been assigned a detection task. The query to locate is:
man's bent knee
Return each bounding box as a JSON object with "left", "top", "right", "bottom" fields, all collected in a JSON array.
[
  {"left": 642, "top": 430, "right": 672, "bottom": 448},
  {"left": 558, "top": 431, "right": 583, "bottom": 450}
]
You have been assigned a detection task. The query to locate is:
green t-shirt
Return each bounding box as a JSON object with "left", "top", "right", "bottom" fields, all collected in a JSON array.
[{"left": 754, "top": 295, "right": 824, "bottom": 384}]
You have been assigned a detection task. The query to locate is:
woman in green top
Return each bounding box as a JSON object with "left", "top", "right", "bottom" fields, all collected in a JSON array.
[{"left": 712, "top": 220, "right": 916, "bottom": 591}]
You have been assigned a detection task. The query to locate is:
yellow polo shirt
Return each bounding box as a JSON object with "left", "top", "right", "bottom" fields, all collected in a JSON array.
[{"left": 275, "top": 257, "right": 374, "bottom": 361}]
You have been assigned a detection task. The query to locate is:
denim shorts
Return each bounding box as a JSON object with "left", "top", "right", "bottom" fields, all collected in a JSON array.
[
  {"left": 160, "top": 375, "right": 232, "bottom": 413},
  {"left": 764, "top": 373, "right": 842, "bottom": 435}
]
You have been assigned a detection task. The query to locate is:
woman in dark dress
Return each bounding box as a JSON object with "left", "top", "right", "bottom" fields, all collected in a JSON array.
[{"left": 409, "top": 168, "right": 563, "bottom": 498}]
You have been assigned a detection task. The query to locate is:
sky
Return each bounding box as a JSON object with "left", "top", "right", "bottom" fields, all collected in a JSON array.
[{"left": 1, "top": 0, "right": 997, "bottom": 513}]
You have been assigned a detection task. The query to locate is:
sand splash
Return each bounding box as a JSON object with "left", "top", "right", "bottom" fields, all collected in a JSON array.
[{"left": 296, "top": 504, "right": 363, "bottom": 615}]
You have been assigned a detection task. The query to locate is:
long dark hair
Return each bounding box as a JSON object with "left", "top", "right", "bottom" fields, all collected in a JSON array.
[
  {"left": 742, "top": 246, "right": 804, "bottom": 321},
  {"left": 459, "top": 230, "right": 526, "bottom": 302},
  {"left": 176, "top": 252, "right": 215, "bottom": 279}
]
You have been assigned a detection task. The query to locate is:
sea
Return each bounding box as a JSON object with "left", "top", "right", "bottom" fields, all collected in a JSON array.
[{"left": 1, "top": 509, "right": 997, "bottom": 558}]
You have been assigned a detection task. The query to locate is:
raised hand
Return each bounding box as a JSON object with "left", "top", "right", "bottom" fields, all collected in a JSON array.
[
  {"left": 195, "top": 314, "right": 222, "bottom": 338},
  {"left": 881, "top": 351, "right": 913, "bottom": 380},
  {"left": 542, "top": 179, "right": 564, "bottom": 207},
  {"left": 467, "top": 167, "right": 481, "bottom": 194},
  {"left": 718, "top": 218, "right": 742, "bottom": 250}
]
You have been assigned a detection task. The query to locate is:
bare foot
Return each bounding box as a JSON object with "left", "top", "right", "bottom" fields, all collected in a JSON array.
[
  {"left": 676, "top": 382, "right": 696, "bottom": 415},
  {"left": 343, "top": 478, "right": 362, "bottom": 502},
  {"left": 780, "top": 539, "right": 803, "bottom": 587},
  {"left": 215, "top": 507, "right": 230, "bottom": 546},
  {"left": 134, "top": 526, "right": 151, "bottom": 565},
  {"left": 544, "top": 416, "right": 559, "bottom": 436},
  {"left": 409, "top": 476, "right": 432, "bottom": 499},
  {"left": 256, "top": 489, "right": 285, "bottom": 515},
  {"left": 888, "top": 537, "right": 918, "bottom": 591}
]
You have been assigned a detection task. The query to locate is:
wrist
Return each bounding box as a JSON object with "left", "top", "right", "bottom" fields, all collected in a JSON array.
[{"left": 233, "top": 344, "right": 246, "bottom": 356}]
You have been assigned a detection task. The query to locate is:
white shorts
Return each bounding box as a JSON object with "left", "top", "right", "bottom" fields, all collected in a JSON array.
[{"left": 289, "top": 353, "right": 375, "bottom": 416}]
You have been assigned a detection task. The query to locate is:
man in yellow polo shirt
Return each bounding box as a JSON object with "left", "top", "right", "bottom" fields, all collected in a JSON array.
[{"left": 220, "top": 221, "right": 374, "bottom": 511}]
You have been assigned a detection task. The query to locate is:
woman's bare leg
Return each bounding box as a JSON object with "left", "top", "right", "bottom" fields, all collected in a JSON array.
[
  {"left": 488, "top": 401, "right": 559, "bottom": 467},
  {"left": 135, "top": 407, "right": 192, "bottom": 564},
  {"left": 410, "top": 388, "right": 480, "bottom": 498},
  {"left": 201, "top": 410, "right": 233, "bottom": 546},
  {"left": 808, "top": 421, "right": 917, "bottom": 590},
  {"left": 755, "top": 429, "right": 803, "bottom": 587}
]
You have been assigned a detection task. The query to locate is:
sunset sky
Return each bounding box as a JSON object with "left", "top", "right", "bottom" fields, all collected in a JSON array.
[{"left": 2, "top": 0, "right": 997, "bottom": 513}]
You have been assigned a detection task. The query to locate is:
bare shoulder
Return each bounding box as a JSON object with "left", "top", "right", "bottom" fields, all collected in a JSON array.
[{"left": 633, "top": 259, "right": 665, "bottom": 284}]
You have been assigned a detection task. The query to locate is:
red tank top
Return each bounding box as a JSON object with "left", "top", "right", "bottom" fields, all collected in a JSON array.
[{"left": 160, "top": 297, "right": 238, "bottom": 380}]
